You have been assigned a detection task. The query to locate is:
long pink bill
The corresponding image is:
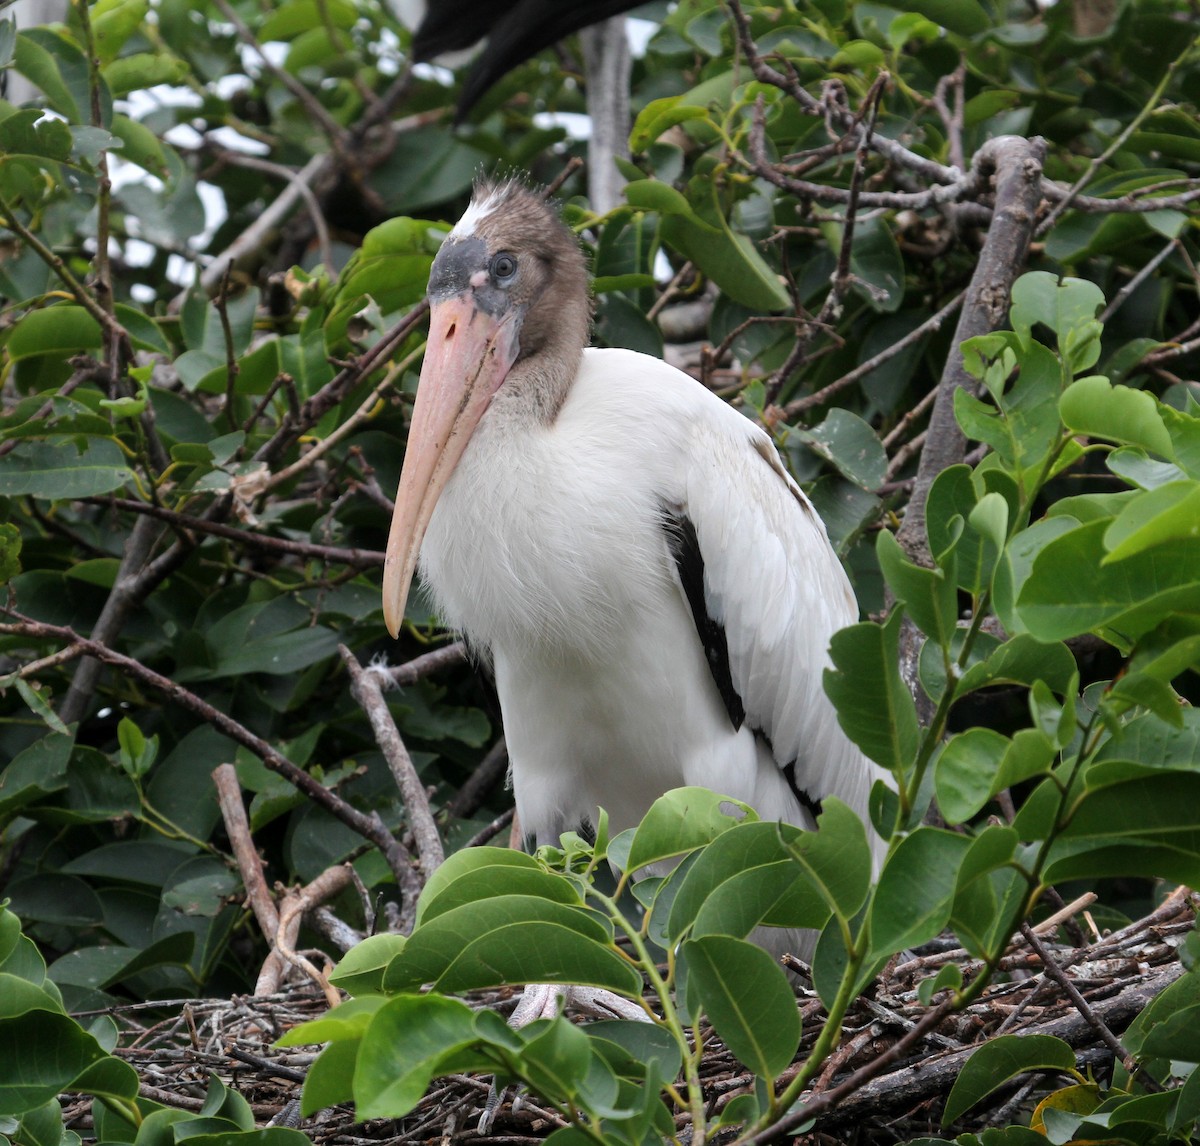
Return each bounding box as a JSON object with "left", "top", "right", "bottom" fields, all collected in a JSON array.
[{"left": 382, "top": 294, "right": 521, "bottom": 637}]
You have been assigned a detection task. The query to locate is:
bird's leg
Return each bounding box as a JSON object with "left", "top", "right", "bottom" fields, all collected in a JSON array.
[{"left": 477, "top": 983, "right": 653, "bottom": 1132}]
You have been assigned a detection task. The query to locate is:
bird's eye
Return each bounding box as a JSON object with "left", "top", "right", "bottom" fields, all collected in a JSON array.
[{"left": 490, "top": 252, "right": 517, "bottom": 282}]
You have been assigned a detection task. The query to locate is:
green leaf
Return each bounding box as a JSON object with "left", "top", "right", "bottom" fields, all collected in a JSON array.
[
  {"left": 877, "top": 530, "right": 957, "bottom": 647},
  {"left": 327, "top": 934, "right": 408, "bottom": 995},
  {"left": 1017, "top": 519, "right": 1200, "bottom": 642},
  {"left": 437, "top": 922, "right": 643, "bottom": 998},
  {"left": 277, "top": 996, "right": 387, "bottom": 1048},
  {"left": 384, "top": 895, "right": 639, "bottom": 997},
  {"left": 825, "top": 611, "right": 920, "bottom": 774},
  {"left": 91, "top": 0, "right": 150, "bottom": 63},
  {"left": 659, "top": 181, "right": 790, "bottom": 312},
  {"left": 624, "top": 177, "right": 691, "bottom": 217},
  {"left": 789, "top": 409, "right": 887, "bottom": 490},
  {"left": 415, "top": 847, "right": 552, "bottom": 925},
  {"left": 1103, "top": 481, "right": 1200, "bottom": 562},
  {"left": 1011, "top": 272, "right": 1105, "bottom": 354},
  {"left": 352, "top": 995, "right": 488, "bottom": 1119},
  {"left": 7, "top": 307, "right": 102, "bottom": 360},
  {"left": 0, "top": 440, "right": 132, "bottom": 499},
  {"left": 954, "top": 634, "right": 1078, "bottom": 699},
  {"left": 625, "top": 787, "right": 755, "bottom": 872},
  {"left": 1140, "top": 1003, "right": 1200, "bottom": 1062},
  {"left": 0, "top": 1011, "right": 138, "bottom": 1114},
  {"left": 0, "top": 521, "right": 21, "bottom": 585},
  {"left": 890, "top": 0, "right": 989, "bottom": 36},
  {"left": 15, "top": 679, "right": 70, "bottom": 736},
  {"left": 682, "top": 935, "right": 800, "bottom": 1078},
  {"left": 628, "top": 102, "right": 709, "bottom": 154},
  {"left": 1060, "top": 376, "right": 1173, "bottom": 458},
  {"left": 870, "top": 827, "right": 971, "bottom": 955},
  {"left": 943, "top": 1034, "right": 1076, "bottom": 1124},
  {"left": 1045, "top": 773, "right": 1200, "bottom": 886}
]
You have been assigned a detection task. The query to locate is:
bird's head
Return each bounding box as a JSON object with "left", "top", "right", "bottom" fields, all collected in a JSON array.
[{"left": 382, "top": 180, "right": 589, "bottom": 637}]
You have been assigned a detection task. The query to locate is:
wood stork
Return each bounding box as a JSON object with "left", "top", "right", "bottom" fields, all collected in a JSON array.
[{"left": 383, "top": 181, "right": 888, "bottom": 958}]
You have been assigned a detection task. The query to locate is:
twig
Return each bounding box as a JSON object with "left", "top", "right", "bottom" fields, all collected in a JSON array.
[
  {"left": 1020, "top": 922, "right": 1133, "bottom": 1071},
  {"left": 251, "top": 301, "right": 430, "bottom": 469},
  {"left": 210, "top": 0, "right": 348, "bottom": 149},
  {"left": 339, "top": 645, "right": 445, "bottom": 877},
  {"left": 461, "top": 808, "right": 516, "bottom": 849},
  {"left": 214, "top": 151, "right": 335, "bottom": 273},
  {"left": 1101, "top": 239, "right": 1181, "bottom": 324},
  {"left": 782, "top": 291, "right": 964, "bottom": 419},
  {"left": 382, "top": 641, "right": 469, "bottom": 686},
  {"left": 544, "top": 156, "right": 585, "bottom": 199},
  {"left": 193, "top": 155, "right": 325, "bottom": 298},
  {"left": 261, "top": 343, "right": 424, "bottom": 494},
  {"left": 446, "top": 737, "right": 509, "bottom": 822},
  {"left": 58, "top": 514, "right": 176, "bottom": 725},
  {"left": 930, "top": 63, "right": 967, "bottom": 174},
  {"left": 2, "top": 614, "right": 419, "bottom": 899},
  {"left": 212, "top": 764, "right": 279, "bottom": 940},
  {"left": 1038, "top": 37, "right": 1195, "bottom": 235},
  {"left": 273, "top": 865, "right": 356, "bottom": 1006},
  {"left": 86, "top": 497, "right": 385, "bottom": 568},
  {"left": 728, "top": 0, "right": 959, "bottom": 185}
]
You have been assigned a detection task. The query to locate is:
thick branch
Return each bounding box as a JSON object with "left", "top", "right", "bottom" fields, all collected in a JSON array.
[{"left": 895, "top": 135, "right": 1046, "bottom": 563}]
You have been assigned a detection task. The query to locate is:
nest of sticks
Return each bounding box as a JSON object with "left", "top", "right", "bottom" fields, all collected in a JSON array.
[{"left": 63, "top": 886, "right": 1194, "bottom": 1145}]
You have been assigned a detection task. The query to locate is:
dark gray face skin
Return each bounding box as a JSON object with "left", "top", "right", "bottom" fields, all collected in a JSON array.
[{"left": 427, "top": 235, "right": 519, "bottom": 321}]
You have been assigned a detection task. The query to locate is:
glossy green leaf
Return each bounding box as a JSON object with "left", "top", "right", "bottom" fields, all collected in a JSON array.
[
  {"left": 891, "top": 0, "right": 989, "bottom": 35},
  {"left": 825, "top": 611, "right": 920, "bottom": 774},
  {"left": 944, "top": 1035, "right": 1076, "bottom": 1124},
  {"left": 352, "top": 995, "right": 482, "bottom": 1119},
  {"left": 625, "top": 787, "right": 755, "bottom": 872},
  {"left": 1017, "top": 519, "right": 1200, "bottom": 641},
  {"left": 954, "top": 634, "right": 1078, "bottom": 699},
  {"left": 682, "top": 935, "right": 800, "bottom": 1078},
  {"left": 1060, "top": 376, "right": 1173, "bottom": 458},
  {"left": 0, "top": 440, "right": 132, "bottom": 499},
  {"left": 790, "top": 408, "right": 887, "bottom": 490},
  {"left": 659, "top": 182, "right": 790, "bottom": 311},
  {"left": 1103, "top": 481, "right": 1200, "bottom": 562},
  {"left": 871, "top": 828, "right": 971, "bottom": 955},
  {"left": 0, "top": 1011, "right": 138, "bottom": 1113},
  {"left": 877, "top": 529, "right": 957, "bottom": 647}
]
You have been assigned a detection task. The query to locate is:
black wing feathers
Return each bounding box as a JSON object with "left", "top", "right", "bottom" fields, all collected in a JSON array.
[{"left": 662, "top": 509, "right": 745, "bottom": 731}]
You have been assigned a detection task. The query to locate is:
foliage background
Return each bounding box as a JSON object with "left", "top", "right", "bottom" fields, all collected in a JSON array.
[{"left": 0, "top": 0, "right": 1199, "bottom": 1141}]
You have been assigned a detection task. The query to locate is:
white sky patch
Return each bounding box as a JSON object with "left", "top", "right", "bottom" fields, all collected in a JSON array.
[
  {"left": 626, "top": 17, "right": 658, "bottom": 57},
  {"left": 123, "top": 238, "right": 157, "bottom": 267},
  {"left": 413, "top": 59, "right": 459, "bottom": 84},
  {"left": 532, "top": 111, "right": 591, "bottom": 141},
  {"left": 207, "top": 124, "right": 271, "bottom": 156}
]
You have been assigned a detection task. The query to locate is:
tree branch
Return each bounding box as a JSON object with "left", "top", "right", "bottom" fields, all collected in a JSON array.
[
  {"left": 339, "top": 645, "right": 445, "bottom": 879},
  {"left": 3, "top": 614, "right": 419, "bottom": 904}
]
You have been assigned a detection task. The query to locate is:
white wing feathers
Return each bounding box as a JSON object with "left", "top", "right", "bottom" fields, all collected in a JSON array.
[{"left": 680, "top": 406, "right": 878, "bottom": 812}]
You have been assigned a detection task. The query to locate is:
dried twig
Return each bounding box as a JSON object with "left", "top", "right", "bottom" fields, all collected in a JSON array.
[{"left": 340, "top": 645, "right": 445, "bottom": 880}]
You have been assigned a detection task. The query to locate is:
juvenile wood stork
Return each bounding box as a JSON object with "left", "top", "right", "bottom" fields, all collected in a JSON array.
[{"left": 383, "top": 181, "right": 887, "bottom": 955}]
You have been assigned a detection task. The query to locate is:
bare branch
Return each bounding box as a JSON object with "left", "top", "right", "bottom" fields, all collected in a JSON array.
[
  {"left": 895, "top": 136, "right": 1046, "bottom": 564},
  {"left": 339, "top": 644, "right": 445, "bottom": 878},
  {"left": 86, "top": 496, "right": 385, "bottom": 568},
  {"left": 3, "top": 614, "right": 419, "bottom": 901}
]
